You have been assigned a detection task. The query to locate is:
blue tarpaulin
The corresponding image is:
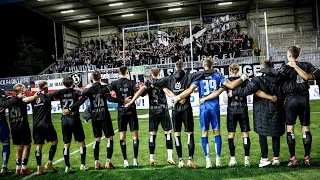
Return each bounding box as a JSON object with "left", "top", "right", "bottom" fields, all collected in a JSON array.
[{"left": 0, "top": 0, "right": 23, "bottom": 4}]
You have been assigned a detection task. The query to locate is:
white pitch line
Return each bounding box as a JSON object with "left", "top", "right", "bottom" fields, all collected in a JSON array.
[{"left": 21, "top": 130, "right": 119, "bottom": 180}]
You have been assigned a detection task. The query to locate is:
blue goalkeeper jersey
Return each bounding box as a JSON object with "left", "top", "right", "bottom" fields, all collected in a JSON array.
[{"left": 193, "top": 72, "right": 226, "bottom": 110}]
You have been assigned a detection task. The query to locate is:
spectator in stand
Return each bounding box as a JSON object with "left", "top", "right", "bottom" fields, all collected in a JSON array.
[
  {"left": 254, "top": 48, "right": 261, "bottom": 62},
  {"left": 59, "top": 24, "right": 258, "bottom": 70}
]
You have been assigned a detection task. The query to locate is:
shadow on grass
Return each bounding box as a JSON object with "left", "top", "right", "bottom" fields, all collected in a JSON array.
[{"left": 4, "top": 158, "right": 320, "bottom": 180}]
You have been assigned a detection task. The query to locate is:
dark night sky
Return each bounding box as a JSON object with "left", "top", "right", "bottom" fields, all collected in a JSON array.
[{"left": 0, "top": 3, "right": 63, "bottom": 78}]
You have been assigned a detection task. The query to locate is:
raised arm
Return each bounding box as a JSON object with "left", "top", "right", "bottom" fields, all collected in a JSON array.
[
  {"left": 231, "top": 78, "right": 260, "bottom": 97},
  {"left": 22, "top": 94, "right": 38, "bottom": 104},
  {"left": 46, "top": 89, "right": 62, "bottom": 101},
  {"left": 190, "top": 68, "right": 215, "bottom": 82},
  {"left": 288, "top": 61, "right": 314, "bottom": 80},
  {"left": 223, "top": 75, "right": 248, "bottom": 89},
  {"left": 200, "top": 87, "right": 225, "bottom": 104},
  {"left": 153, "top": 76, "right": 170, "bottom": 88},
  {"left": 0, "top": 95, "right": 21, "bottom": 108}
]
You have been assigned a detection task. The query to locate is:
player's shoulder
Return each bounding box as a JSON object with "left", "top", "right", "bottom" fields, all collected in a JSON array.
[
  {"left": 85, "top": 84, "right": 93, "bottom": 89},
  {"left": 100, "top": 82, "right": 107, "bottom": 86},
  {"left": 298, "top": 61, "right": 314, "bottom": 69}
]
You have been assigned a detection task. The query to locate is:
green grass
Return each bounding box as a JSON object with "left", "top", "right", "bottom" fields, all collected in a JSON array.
[{"left": 2, "top": 102, "right": 320, "bottom": 180}]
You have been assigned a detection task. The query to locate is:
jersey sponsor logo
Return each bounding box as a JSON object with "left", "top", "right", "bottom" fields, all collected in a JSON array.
[
  {"left": 34, "top": 97, "right": 44, "bottom": 107},
  {"left": 36, "top": 98, "right": 41, "bottom": 104},
  {"left": 175, "top": 82, "right": 181, "bottom": 90}
]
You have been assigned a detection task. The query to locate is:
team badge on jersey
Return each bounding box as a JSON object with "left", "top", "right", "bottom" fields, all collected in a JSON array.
[{"left": 71, "top": 73, "right": 82, "bottom": 88}]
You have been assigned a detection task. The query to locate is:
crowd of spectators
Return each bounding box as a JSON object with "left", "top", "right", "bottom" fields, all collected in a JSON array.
[{"left": 59, "top": 25, "right": 260, "bottom": 71}]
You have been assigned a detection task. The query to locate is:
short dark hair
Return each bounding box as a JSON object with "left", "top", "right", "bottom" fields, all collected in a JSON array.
[
  {"left": 38, "top": 81, "right": 48, "bottom": 91},
  {"left": 175, "top": 61, "right": 184, "bottom": 70},
  {"left": 151, "top": 67, "right": 160, "bottom": 77},
  {"left": 261, "top": 60, "right": 272, "bottom": 68},
  {"left": 92, "top": 70, "right": 101, "bottom": 81},
  {"left": 120, "top": 66, "right": 128, "bottom": 75},
  {"left": 63, "top": 76, "right": 74, "bottom": 88},
  {"left": 287, "top": 45, "right": 301, "bottom": 59}
]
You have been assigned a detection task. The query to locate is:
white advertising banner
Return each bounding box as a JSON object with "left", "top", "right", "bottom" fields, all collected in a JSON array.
[{"left": 35, "top": 79, "right": 64, "bottom": 90}]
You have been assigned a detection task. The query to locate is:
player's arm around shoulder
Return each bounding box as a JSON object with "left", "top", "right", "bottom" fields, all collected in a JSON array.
[
  {"left": 22, "top": 92, "right": 38, "bottom": 104},
  {"left": 223, "top": 74, "right": 248, "bottom": 89},
  {"left": 200, "top": 87, "right": 225, "bottom": 104},
  {"left": 231, "top": 77, "right": 259, "bottom": 97}
]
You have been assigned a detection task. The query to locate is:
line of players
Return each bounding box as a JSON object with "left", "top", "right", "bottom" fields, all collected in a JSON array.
[{"left": 0, "top": 45, "right": 318, "bottom": 176}]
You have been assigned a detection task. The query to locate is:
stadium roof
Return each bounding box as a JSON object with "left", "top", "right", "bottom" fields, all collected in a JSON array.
[{"left": 18, "top": 0, "right": 314, "bottom": 31}]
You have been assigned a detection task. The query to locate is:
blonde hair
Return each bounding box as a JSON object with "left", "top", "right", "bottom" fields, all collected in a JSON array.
[
  {"left": 203, "top": 57, "right": 214, "bottom": 68},
  {"left": 229, "top": 63, "right": 239, "bottom": 73},
  {"left": 38, "top": 81, "right": 48, "bottom": 91},
  {"left": 13, "top": 83, "right": 25, "bottom": 93}
]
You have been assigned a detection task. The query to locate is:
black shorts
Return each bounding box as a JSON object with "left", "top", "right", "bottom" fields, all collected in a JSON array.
[
  {"left": 92, "top": 119, "right": 114, "bottom": 138},
  {"left": 285, "top": 94, "right": 310, "bottom": 126},
  {"left": 227, "top": 111, "right": 250, "bottom": 132},
  {"left": 33, "top": 124, "right": 58, "bottom": 145},
  {"left": 149, "top": 112, "right": 172, "bottom": 132},
  {"left": 62, "top": 118, "right": 85, "bottom": 144},
  {"left": 11, "top": 125, "right": 32, "bottom": 145},
  {"left": 118, "top": 110, "right": 139, "bottom": 132},
  {"left": 172, "top": 107, "right": 194, "bottom": 132}
]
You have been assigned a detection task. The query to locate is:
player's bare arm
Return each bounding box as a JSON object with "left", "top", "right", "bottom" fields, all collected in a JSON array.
[
  {"left": 200, "top": 87, "right": 225, "bottom": 104},
  {"left": 125, "top": 87, "right": 147, "bottom": 107},
  {"left": 22, "top": 94, "right": 38, "bottom": 103},
  {"left": 175, "top": 84, "right": 197, "bottom": 100},
  {"left": 287, "top": 61, "right": 314, "bottom": 80},
  {"left": 223, "top": 75, "right": 247, "bottom": 89},
  {"left": 163, "top": 87, "right": 176, "bottom": 98}
]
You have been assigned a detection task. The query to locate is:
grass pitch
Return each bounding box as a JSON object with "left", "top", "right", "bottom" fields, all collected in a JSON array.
[{"left": 1, "top": 101, "right": 320, "bottom": 180}]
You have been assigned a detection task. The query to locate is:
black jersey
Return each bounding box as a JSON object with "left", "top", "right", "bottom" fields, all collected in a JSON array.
[
  {"left": 142, "top": 79, "right": 168, "bottom": 115},
  {"left": 0, "top": 89, "right": 20, "bottom": 121},
  {"left": 110, "top": 78, "right": 137, "bottom": 112},
  {"left": 8, "top": 98, "right": 29, "bottom": 130},
  {"left": 279, "top": 62, "right": 317, "bottom": 95},
  {"left": 48, "top": 88, "right": 87, "bottom": 120},
  {"left": 31, "top": 93, "right": 52, "bottom": 127},
  {"left": 226, "top": 77, "right": 248, "bottom": 113},
  {"left": 154, "top": 69, "right": 214, "bottom": 111},
  {"left": 81, "top": 82, "right": 121, "bottom": 121}
]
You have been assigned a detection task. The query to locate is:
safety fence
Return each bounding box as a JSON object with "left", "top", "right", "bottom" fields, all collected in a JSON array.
[{"left": 2, "top": 52, "right": 319, "bottom": 92}]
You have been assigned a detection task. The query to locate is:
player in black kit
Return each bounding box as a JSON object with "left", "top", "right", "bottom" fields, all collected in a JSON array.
[
  {"left": 8, "top": 84, "right": 33, "bottom": 175},
  {"left": 125, "top": 68, "right": 175, "bottom": 166},
  {"left": 48, "top": 77, "right": 88, "bottom": 173},
  {"left": 110, "top": 66, "right": 141, "bottom": 168},
  {"left": 279, "top": 46, "right": 317, "bottom": 166},
  {"left": 0, "top": 89, "right": 24, "bottom": 176},
  {"left": 152, "top": 60, "right": 219, "bottom": 169},
  {"left": 77, "top": 71, "right": 129, "bottom": 170},
  {"left": 23, "top": 81, "right": 58, "bottom": 175}
]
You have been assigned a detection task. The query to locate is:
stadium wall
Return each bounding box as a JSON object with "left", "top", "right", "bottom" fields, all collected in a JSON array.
[
  {"left": 64, "top": 26, "right": 80, "bottom": 54},
  {"left": 247, "top": 7, "right": 314, "bottom": 34}
]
